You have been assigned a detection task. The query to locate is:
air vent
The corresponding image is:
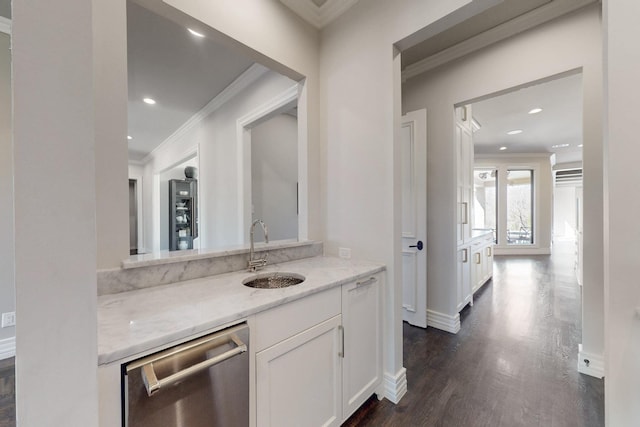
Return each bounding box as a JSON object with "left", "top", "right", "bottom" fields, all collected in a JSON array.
[{"left": 555, "top": 168, "right": 582, "bottom": 185}]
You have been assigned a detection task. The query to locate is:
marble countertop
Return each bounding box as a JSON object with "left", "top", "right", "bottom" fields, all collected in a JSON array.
[
  {"left": 98, "top": 256, "right": 385, "bottom": 365},
  {"left": 471, "top": 228, "right": 494, "bottom": 240}
]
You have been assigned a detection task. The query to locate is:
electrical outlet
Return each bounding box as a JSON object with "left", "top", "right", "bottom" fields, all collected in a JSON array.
[
  {"left": 1, "top": 312, "right": 15, "bottom": 328},
  {"left": 338, "top": 247, "right": 351, "bottom": 259}
]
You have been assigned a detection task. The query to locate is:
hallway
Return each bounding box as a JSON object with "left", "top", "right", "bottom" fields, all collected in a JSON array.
[{"left": 345, "top": 242, "right": 604, "bottom": 426}]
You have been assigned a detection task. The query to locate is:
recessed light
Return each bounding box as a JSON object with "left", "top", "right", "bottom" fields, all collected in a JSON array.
[
  {"left": 551, "top": 144, "right": 570, "bottom": 149},
  {"left": 528, "top": 108, "right": 543, "bottom": 114},
  {"left": 578, "top": 144, "right": 584, "bottom": 147},
  {"left": 188, "top": 28, "right": 205, "bottom": 38},
  {"left": 143, "top": 97, "right": 156, "bottom": 105},
  {"left": 507, "top": 129, "right": 523, "bottom": 135},
  {"left": 499, "top": 146, "right": 507, "bottom": 151},
  {"left": 127, "top": 135, "right": 133, "bottom": 140}
]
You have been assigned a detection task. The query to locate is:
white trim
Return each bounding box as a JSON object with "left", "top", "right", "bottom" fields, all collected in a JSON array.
[
  {"left": 0, "top": 336, "right": 15, "bottom": 360},
  {"left": 0, "top": 17, "right": 11, "bottom": 35},
  {"left": 140, "top": 63, "right": 269, "bottom": 165},
  {"left": 577, "top": 344, "right": 604, "bottom": 378},
  {"left": 382, "top": 367, "right": 407, "bottom": 404},
  {"left": 128, "top": 171, "right": 145, "bottom": 255},
  {"left": 402, "top": 0, "right": 597, "bottom": 81},
  {"left": 279, "top": 0, "right": 360, "bottom": 29},
  {"left": 493, "top": 247, "right": 551, "bottom": 256},
  {"left": 236, "top": 84, "right": 300, "bottom": 243},
  {"left": 427, "top": 309, "right": 461, "bottom": 334}
]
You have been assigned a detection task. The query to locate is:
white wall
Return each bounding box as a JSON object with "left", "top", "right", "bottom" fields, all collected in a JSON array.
[
  {"left": 12, "top": 0, "right": 99, "bottom": 424},
  {"left": 603, "top": 1, "right": 640, "bottom": 424},
  {"left": 139, "top": 71, "right": 297, "bottom": 251},
  {"left": 319, "top": 0, "right": 476, "bottom": 399},
  {"left": 554, "top": 186, "right": 578, "bottom": 240},
  {"left": 251, "top": 113, "right": 298, "bottom": 241},
  {"left": 403, "top": 6, "right": 603, "bottom": 365},
  {"left": 0, "top": 31, "right": 14, "bottom": 349},
  {"left": 94, "top": 0, "right": 129, "bottom": 269},
  {"left": 475, "top": 154, "right": 553, "bottom": 254}
]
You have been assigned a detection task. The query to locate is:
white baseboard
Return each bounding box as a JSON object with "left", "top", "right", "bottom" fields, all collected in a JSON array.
[
  {"left": 427, "top": 309, "right": 461, "bottom": 334},
  {"left": 577, "top": 344, "right": 604, "bottom": 378},
  {"left": 493, "top": 247, "right": 551, "bottom": 256},
  {"left": 0, "top": 336, "right": 15, "bottom": 360},
  {"left": 383, "top": 367, "right": 407, "bottom": 404}
]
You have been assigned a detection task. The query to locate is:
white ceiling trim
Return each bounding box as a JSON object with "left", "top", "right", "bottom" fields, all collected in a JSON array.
[
  {"left": 402, "top": 0, "right": 597, "bottom": 81},
  {"left": 0, "top": 16, "right": 11, "bottom": 34},
  {"left": 139, "top": 63, "right": 269, "bottom": 165},
  {"left": 280, "top": 0, "right": 360, "bottom": 29}
]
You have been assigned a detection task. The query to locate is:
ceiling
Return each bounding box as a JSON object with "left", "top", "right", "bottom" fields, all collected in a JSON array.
[
  {"left": 471, "top": 72, "right": 583, "bottom": 164},
  {"left": 127, "top": 2, "right": 254, "bottom": 161}
]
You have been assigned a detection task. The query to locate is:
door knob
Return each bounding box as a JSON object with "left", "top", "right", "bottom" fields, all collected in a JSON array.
[{"left": 409, "top": 240, "right": 424, "bottom": 251}]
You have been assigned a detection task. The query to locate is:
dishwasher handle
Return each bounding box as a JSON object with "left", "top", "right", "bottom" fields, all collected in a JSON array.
[{"left": 141, "top": 333, "right": 247, "bottom": 397}]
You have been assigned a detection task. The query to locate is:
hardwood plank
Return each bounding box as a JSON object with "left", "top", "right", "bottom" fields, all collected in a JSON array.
[{"left": 0, "top": 357, "right": 15, "bottom": 427}]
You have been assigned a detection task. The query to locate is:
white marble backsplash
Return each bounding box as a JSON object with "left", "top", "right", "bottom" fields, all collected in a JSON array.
[{"left": 97, "top": 241, "right": 323, "bottom": 295}]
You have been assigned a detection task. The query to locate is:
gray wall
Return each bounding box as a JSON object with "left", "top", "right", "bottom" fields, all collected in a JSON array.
[{"left": 0, "top": 31, "right": 14, "bottom": 346}]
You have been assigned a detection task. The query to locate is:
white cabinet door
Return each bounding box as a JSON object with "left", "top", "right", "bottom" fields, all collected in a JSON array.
[
  {"left": 455, "top": 105, "right": 474, "bottom": 246},
  {"left": 471, "top": 243, "right": 483, "bottom": 293},
  {"left": 256, "top": 315, "right": 342, "bottom": 427},
  {"left": 457, "top": 246, "right": 471, "bottom": 312},
  {"left": 342, "top": 275, "right": 383, "bottom": 421},
  {"left": 484, "top": 244, "right": 493, "bottom": 283}
]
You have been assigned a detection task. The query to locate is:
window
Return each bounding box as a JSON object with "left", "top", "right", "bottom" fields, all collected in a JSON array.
[
  {"left": 473, "top": 169, "right": 497, "bottom": 243},
  {"left": 506, "top": 169, "right": 533, "bottom": 245}
]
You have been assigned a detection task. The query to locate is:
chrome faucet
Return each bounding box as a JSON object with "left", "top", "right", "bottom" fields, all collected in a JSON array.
[{"left": 248, "top": 219, "right": 269, "bottom": 271}]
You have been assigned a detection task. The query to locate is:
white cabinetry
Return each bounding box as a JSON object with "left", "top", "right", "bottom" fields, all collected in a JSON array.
[
  {"left": 456, "top": 246, "right": 471, "bottom": 312},
  {"left": 253, "top": 274, "right": 383, "bottom": 426},
  {"left": 342, "top": 276, "right": 383, "bottom": 420},
  {"left": 456, "top": 105, "right": 474, "bottom": 313},
  {"left": 256, "top": 315, "right": 343, "bottom": 427},
  {"left": 471, "top": 232, "right": 494, "bottom": 294},
  {"left": 456, "top": 105, "right": 473, "bottom": 247}
]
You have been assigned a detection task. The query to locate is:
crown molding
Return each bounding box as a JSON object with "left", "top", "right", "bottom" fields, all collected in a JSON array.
[
  {"left": 280, "top": 0, "right": 360, "bottom": 29},
  {"left": 402, "top": 0, "right": 598, "bottom": 81},
  {"left": 0, "top": 17, "right": 11, "bottom": 35},
  {"left": 139, "top": 63, "right": 269, "bottom": 164}
]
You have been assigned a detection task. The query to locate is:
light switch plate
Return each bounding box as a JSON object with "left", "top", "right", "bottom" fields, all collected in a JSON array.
[
  {"left": 338, "top": 247, "right": 351, "bottom": 259},
  {"left": 1, "top": 312, "right": 15, "bottom": 328}
]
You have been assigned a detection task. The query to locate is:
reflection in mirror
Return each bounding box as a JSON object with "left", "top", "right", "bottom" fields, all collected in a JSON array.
[
  {"left": 126, "top": 0, "right": 301, "bottom": 255},
  {"left": 251, "top": 108, "right": 298, "bottom": 243}
]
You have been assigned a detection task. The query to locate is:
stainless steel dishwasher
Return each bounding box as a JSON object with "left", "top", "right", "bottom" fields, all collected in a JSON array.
[{"left": 124, "top": 323, "right": 249, "bottom": 427}]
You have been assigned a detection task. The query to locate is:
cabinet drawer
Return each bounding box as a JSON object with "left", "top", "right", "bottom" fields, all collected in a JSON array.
[{"left": 253, "top": 286, "right": 341, "bottom": 352}]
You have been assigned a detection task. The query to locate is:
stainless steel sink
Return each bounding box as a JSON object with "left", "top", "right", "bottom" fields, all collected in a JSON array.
[{"left": 243, "top": 272, "right": 305, "bottom": 289}]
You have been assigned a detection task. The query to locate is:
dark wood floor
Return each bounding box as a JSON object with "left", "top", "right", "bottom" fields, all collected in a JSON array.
[
  {"left": 344, "top": 242, "right": 604, "bottom": 427},
  {"left": 0, "top": 243, "right": 603, "bottom": 426},
  {"left": 0, "top": 357, "right": 14, "bottom": 427}
]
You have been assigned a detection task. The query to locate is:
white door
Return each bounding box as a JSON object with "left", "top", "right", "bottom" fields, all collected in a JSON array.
[{"left": 401, "top": 110, "right": 428, "bottom": 328}]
